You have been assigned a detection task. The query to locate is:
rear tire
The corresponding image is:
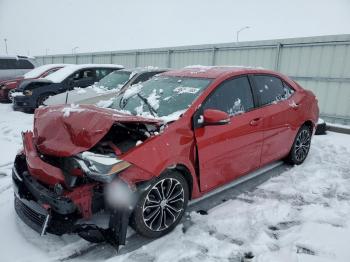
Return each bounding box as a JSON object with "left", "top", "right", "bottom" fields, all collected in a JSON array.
[
  {"left": 286, "top": 125, "right": 312, "bottom": 165},
  {"left": 130, "top": 171, "right": 189, "bottom": 238}
]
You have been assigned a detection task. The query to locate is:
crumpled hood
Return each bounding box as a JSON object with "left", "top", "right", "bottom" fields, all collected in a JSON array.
[{"left": 33, "top": 104, "right": 162, "bottom": 157}]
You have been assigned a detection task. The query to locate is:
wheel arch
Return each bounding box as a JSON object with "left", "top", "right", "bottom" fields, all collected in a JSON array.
[
  {"left": 170, "top": 164, "right": 194, "bottom": 200},
  {"left": 302, "top": 120, "right": 315, "bottom": 133}
]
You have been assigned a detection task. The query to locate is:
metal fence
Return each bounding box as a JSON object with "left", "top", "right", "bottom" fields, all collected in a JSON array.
[{"left": 35, "top": 34, "right": 350, "bottom": 125}]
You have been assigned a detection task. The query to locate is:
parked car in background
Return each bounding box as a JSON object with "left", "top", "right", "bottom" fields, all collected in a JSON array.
[
  {"left": 44, "top": 67, "right": 168, "bottom": 106},
  {"left": 13, "top": 66, "right": 319, "bottom": 247},
  {"left": 0, "top": 55, "right": 37, "bottom": 81},
  {"left": 315, "top": 118, "right": 327, "bottom": 135},
  {"left": 0, "top": 64, "right": 66, "bottom": 102},
  {"left": 12, "top": 64, "right": 123, "bottom": 111}
]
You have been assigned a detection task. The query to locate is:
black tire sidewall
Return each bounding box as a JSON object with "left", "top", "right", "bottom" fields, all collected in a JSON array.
[
  {"left": 130, "top": 171, "right": 189, "bottom": 238},
  {"left": 289, "top": 125, "right": 312, "bottom": 165}
]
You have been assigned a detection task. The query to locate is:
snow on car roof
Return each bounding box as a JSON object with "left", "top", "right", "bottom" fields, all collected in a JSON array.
[
  {"left": 161, "top": 65, "right": 266, "bottom": 79},
  {"left": 45, "top": 64, "right": 124, "bottom": 83},
  {"left": 23, "top": 64, "right": 68, "bottom": 79}
]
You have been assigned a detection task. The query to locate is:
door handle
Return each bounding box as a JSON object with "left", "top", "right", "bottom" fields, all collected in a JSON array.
[{"left": 250, "top": 118, "right": 262, "bottom": 126}]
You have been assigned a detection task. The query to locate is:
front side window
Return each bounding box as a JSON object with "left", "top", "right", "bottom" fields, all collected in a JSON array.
[
  {"left": 254, "top": 75, "right": 293, "bottom": 106},
  {"left": 202, "top": 76, "right": 254, "bottom": 116},
  {"left": 69, "top": 69, "right": 95, "bottom": 81}
]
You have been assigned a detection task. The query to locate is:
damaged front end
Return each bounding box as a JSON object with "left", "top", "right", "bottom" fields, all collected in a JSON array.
[{"left": 13, "top": 105, "right": 162, "bottom": 248}]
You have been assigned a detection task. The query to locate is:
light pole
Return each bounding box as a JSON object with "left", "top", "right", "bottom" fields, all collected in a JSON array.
[
  {"left": 72, "top": 46, "right": 79, "bottom": 55},
  {"left": 236, "top": 26, "right": 250, "bottom": 43},
  {"left": 45, "top": 48, "right": 49, "bottom": 56},
  {"left": 4, "top": 38, "right": 8, "bottom": 54}
]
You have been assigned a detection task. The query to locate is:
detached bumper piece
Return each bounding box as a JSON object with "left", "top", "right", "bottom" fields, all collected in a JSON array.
[
  {"left": 13, "top": 153, "right": 132, "bottom": 248},
  {"left": 13, "top": 155, "right": 78, "bottom": 236}
]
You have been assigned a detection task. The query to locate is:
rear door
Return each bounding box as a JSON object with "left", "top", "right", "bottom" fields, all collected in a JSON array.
[
  {"left": 251, "top": 74, "right": 297, "bottom": 165},
  {"left": 194, "top": 76, "right": 264, "bottom": 192}
]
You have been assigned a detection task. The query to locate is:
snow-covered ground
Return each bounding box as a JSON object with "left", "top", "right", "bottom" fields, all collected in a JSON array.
[{"left": 0, "top": 103, "right": 350, "bottom": 262}]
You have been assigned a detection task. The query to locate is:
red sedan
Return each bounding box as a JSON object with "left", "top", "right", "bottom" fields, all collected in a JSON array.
[
  {"left": 13, "top": 66, "right": 319, "bottom": 246},
  {"left": 0, "top": 64, "right": 65, "bottom": 102}
]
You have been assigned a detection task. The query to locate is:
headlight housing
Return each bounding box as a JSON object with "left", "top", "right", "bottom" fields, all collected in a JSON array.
[
  {"left": 74, "top": 152, "right": 131, "bottom": 183},
  {"left": 23, "top": 90, "right": 33, "bottom": 96}
]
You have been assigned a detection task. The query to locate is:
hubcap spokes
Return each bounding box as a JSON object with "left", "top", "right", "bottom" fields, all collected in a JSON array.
[
  {"left": 8, "top": 89, "right": 15, "bottom": 101},
  {"left": 143, "top": 178, "right": 184, "bottom": 231},
  {"left": 295, "top": 129, "right": 311, "bottom": 161}
]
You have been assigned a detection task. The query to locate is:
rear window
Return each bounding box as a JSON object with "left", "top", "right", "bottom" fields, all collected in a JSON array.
[{"left": 0, "top": 58, "right": 34, "bottom": 70}]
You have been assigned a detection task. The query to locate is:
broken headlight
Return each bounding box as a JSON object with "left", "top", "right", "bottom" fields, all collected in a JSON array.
[{"left": 74, "top": 152, "right": 131, "bottom": 183}]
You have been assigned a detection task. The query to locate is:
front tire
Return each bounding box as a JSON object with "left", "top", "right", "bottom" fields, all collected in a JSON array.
[
  {"left": 286, "top": 125, "right": 312, "bottom": 165},
  {"left": 130, "top": 171, "right": 189, "bottom": 238}
]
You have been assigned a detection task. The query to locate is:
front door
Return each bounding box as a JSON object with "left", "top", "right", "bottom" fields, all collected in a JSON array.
[{"left": 194, "top": 76, "right": 264, "bottom": 192}]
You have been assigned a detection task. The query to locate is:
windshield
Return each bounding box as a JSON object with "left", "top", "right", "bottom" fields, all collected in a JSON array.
[
  {"left": 107, "top": 76, "right": 212, "bottom": 121},
  {"left": 96, "top": 71, "right": 132, "bottom": 90}
]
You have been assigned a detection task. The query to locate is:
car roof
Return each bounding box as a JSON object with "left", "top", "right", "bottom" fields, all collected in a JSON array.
[
  {"left": 161, "top": 65, "right": 276, "bottom": 79},
  {"left": 121, "top": 67, "right": 168, "bottom": 74},
  {"left": 44, "top": 64, "right": 124, "bottom": 83},
  {"left": 0, "top": 55, "right": 33, "bottom": 60}
]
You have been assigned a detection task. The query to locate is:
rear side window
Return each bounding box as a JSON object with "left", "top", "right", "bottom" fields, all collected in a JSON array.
[
  {"left": 202, "top": 76, "right": 254, "bottom": 116},
  {"left": 16, "top": 59, "right": 34, "bottom": 69},
  {"left": 0, "top": 58, "right": 34, "bottom": 69},
  {"left": 254, "top": 75, "right": 293, "bottom": 106}
]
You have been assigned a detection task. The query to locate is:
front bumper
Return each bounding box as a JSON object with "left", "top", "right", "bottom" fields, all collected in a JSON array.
[
  {"left": 0, "top": 89, "right": 10, "bottom": 102},
  {"left": 13, "top": 153, "right": 135, "bottom": 246},
  {"left": 13, "top": 95, "right": 37, "bottom": 110},
  {"left": 13, "top": 155, "right": 78, "bottom": 235}
]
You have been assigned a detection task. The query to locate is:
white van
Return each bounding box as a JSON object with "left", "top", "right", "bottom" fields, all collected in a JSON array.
[{"left": 0, "top": 56, "right": 37, "bottom": 81}]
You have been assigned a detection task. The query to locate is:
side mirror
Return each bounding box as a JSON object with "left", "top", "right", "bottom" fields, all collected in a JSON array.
[{"left": 202, "top": 109, "right": 230, "bottom": 126}]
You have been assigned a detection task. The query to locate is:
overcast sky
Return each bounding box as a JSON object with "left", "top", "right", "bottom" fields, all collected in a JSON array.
[{"left": 0, "top": 0, "right": 349, "bottom": 56}]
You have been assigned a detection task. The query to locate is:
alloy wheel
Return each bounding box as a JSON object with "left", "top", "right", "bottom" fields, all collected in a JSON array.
[
  {"left": 294, "top": 129, "right": 311, "bottom": 162},
  {"left": 142, "top": 178, "right": 185, "bottom": 232},
  {"left": 8, "top": 89, "right": 15, "bottom": 101}
]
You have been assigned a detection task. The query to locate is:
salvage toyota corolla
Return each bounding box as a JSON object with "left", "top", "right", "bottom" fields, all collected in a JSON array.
[{"left": 13, "top": 66, "right": 319, "bottom": 247}]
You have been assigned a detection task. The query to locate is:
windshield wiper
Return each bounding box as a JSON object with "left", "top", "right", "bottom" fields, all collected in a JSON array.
[{"left": 136, "top": 93, "right": 158, "bottom": 117}]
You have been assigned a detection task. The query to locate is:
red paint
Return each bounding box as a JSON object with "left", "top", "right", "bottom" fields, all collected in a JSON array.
[
  {"left": 64, "top": 184, "right": 96, "bottom": 218},
  {"left": 0, "top": 66, "right": 63, "bottom": 101},
  {"left": 22, "top": 131, "right": 66, "bottom": 186},
  {"left": 25, "top": 67, "right": 318, "bottom": 203}
]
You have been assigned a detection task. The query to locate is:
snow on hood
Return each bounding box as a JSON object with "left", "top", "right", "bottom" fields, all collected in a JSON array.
[{"left": 33, "top": 104, "right": 161, "bottom": 157}]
